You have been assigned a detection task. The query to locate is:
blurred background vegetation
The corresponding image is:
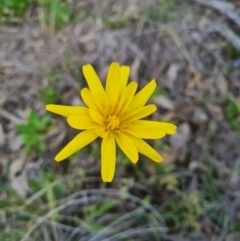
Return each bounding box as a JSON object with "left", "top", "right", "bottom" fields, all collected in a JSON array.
[{"left": 1, "top": 0, "right": 240, "bottom": 240}]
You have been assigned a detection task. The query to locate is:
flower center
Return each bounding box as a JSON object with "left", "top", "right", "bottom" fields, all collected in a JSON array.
[{"left": 106, "top": 116, "right": 120, "bottom": 131}]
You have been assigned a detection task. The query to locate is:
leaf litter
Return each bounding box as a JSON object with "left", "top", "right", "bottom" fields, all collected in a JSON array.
[{"left": 0, "top": 0, "right": 240, "bottom": 240}]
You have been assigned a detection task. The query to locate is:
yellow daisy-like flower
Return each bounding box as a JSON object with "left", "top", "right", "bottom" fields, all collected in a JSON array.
[{"left": 46, "top": 62, "right": 177, "bottom": 182}]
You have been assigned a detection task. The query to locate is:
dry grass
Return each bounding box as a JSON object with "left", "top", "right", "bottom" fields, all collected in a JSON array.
[{"left": 1, "top": 0, "right": 240, "bottom": 240}]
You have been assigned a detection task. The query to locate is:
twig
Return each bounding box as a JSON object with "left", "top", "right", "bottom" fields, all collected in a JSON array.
[
  {"left": 0, "top": 108, "right": 26, "bottom": 125},
  {"left": 163, "top": 28, "right": 197, "bottom": 74},
  {"left": 192, "top": 0, "right": 240, "bottom": 27},
  {"left": 204, "top": 23, "right": 240, "bottom": 49}
]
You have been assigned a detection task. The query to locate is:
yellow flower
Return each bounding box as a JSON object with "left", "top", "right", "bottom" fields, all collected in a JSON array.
[{"left": 46, "top": 62, "right": 177, "bottom": 182}]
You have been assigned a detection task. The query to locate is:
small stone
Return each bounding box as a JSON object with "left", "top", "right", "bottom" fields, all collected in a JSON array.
[{"left": 193, "top": 108, "right": 208, "bottom": 123}]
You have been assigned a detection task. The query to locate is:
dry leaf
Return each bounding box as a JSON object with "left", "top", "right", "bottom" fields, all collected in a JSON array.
[
  {"left": 152, "top": 96, "right": 174, "bottom": 110},
  {"left": 217, "top": 74, "right": 228, "bottom": 95},
  {"left": 170, "top": 123, "right": 191, "bottom": 149},
  {"left": 168, "top": 123, "right": 191, "bottom": 163},
  {"left": 198, "top": 16, "right": 211, "bottom": 30},
  {"left": 166, "top": 64, "right": 180, "bottom": 88},
  {"left": 185, "top": 73, "right": 202, "bottom": 93},
  {"left": 208, "top": 105, "right": 224, "bottom": 121},
  {"left": 193, "top": 108, "right": 208, "bottom": 124},
  {"left": 189, "top": 161, "right": 208, "bottom": 173},
  {"left": 10, "top": 154, "right": 30, "bottom": 198}
]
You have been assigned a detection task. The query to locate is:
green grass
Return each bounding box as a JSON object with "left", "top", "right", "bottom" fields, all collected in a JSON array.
[
  {"left": 16, "top": 110, "right": 52, "bottom": 155},
  {"left": 151, "top": 85, "right": 168, "bottom": 98},
  {"left": 41, "top": 71, "right": 60, "bottom": 104},
  {"left": 101, "top": 15, "right": 126, "bottom": 30},
  {"left": 224, "top": 98, "right": 240, "bottom": 132},
  {"left": 146, "top": 0, "right": 187, "bottom": 23},
  {"left": 1, "top": 168, "right": 167, "bottom": 240},
  {"left": 0, "top": 229, "right": 26, "bottom": 241},
  {"left": 0, "top": 0, "right": 73, "bottom": 30},
  {"left": 73, "top": 11, "right": 87, "bottom": 23},
  {"left": 1, "top": 2, "right": 238, "bottom": 239},
  {"left": 0, "top": 0, "right": 34, "bottom": 23},
  {"left": 222, "top": 43, "right": 240, "bottom": 61},
  {"left": 38, "top": 0, "right": 72, "bottom": 30}
]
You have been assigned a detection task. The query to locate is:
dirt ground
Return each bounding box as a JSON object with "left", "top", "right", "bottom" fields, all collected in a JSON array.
[{"left": 1, "top": 0, "right": 240, "bottom": 240}]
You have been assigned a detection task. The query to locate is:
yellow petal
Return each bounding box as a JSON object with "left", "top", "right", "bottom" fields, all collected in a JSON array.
[
  {"left": 126, "top": 128, "right": 165, "bottom": 139},
  {"left": 121, "top": 104, "right": 157, "bottom": 123},
  {"left": 96, "top": 127, "right": 109, "bottom": 138},
  {"left": 127, "top": 134, "right": 163, "bottom": 163},
  {"left": 89, "top": 109, "right": 105, "bottom": 125},
  {"left": 137, "top": 120, "right": 177, "bottom": 135},
  {"left": 105, "top": 62, "right": 121, "bottom": 107},
  {"left": 101, "top": 134, "right": 116, "bottom": 182},
  {"left": 80, "top": 88, "right": 102, "bottom": 114},
  {"left": 67, "top": 115, "right": 99, "bottom": 130},
  {"left": 114, "top": 131, "right": 138, "bottom": 163},
  {"left": 82, "top": 64, "right": 106, "bottom": 107},
  {"left": 46, "top": 105, "right": 88, "bottom": 117},
  {"left": 126, "top": 79, "right": 156, "bottom": 113},
  {"left": 119, "top": 65, "right": 130, "bottom": 97},
  {"left": 55, "top": 130, "right": 98, "bottom": 162},
  {"left": 125, "top": 120, "right": 176, "bottom": 139},
  {"left": 115, "top": 81, "right": 138, "bottom": 116}
]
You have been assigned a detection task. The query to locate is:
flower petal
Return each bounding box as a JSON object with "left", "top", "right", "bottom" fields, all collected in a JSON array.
[
  {"left": 126, "top": 79, "right": 156, "bottom": 113},
  {"left": 96, "top": 127, "right": 109, "bottom": 138},
  {"left": 46, "top": 105, "right": 88, "bottom": 117},
  {"left": 127, "top": 134, "right": 163, "bottom": 163},
  {"left": 55, "top": 130, "right": 98, "bottom": 162},
  {"left": 82, "top": 64, "right": 106, "bottom": 107},
  {"left": 119, "top": 65, "right": 130, "bottom": 97},
  {"left": 125, "top": 120, "right": 176, "bottom": 139},
  {"left": 116, "top": 81, "right": 138, "bottom": 116},
  {"left": 121, "top": 104, "right": 157, "bottom": 123},
  {"left": 80, "top": 88, "right": 102, "bottom": 114},
  {"left": 101, "top": 134, "right": 116, "bottom": 182},
  {"left": 105, "top": 62, "right": 121, "bottom": 108},
  {"left": 114, "top": 131, "right": 138, "bottom": 163},
  {"left": 126, "top": 127, "right": 165, "bottom": 139},
  {"left": 67, "top": 115, "right": 99, "bottom": 130},
  {"left": 89, "top": 109, "right": 105, "bottom": 125}
]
